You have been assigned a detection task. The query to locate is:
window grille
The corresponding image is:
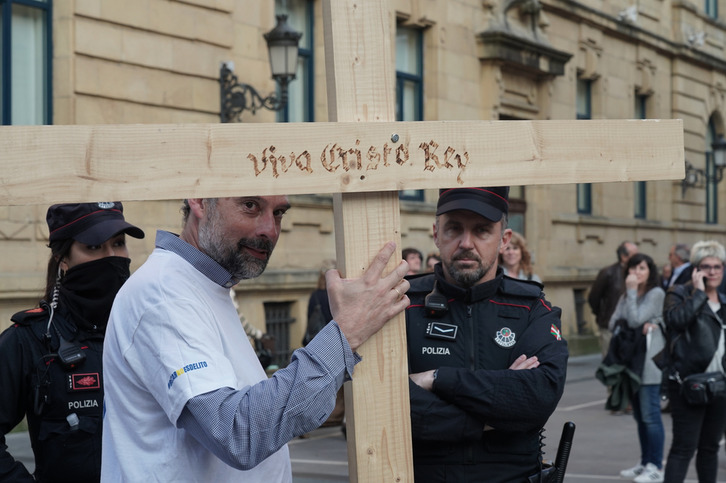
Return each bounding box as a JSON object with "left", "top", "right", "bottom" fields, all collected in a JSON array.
[{"left": 264, "top": 301, "right": 295, "bottom": 367}]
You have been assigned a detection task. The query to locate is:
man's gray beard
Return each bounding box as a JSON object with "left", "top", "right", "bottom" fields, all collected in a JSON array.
[
  {"left": 198, "top": 211, "right": 270, "bottom": 280},
  {"left": 446, "top": 263, "right": 486, "bottom": 288},
  {"left": 445, "top": 254, "right": 496, "bottom": 288}
]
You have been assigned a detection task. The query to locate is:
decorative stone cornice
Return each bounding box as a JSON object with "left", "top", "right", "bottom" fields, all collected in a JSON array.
[{"left": 478, "top": 30, "right": 572, "bottom": 77}]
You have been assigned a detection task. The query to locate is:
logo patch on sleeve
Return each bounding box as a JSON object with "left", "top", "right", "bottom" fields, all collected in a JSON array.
[
  {"left": 167, "top": 361, "right": 209, "bottom": 389},
  {"left": 67, "top": 373, "right": 100, "bottom": 392},
  {"left": 426, "top": 322, "right": 458, "bottom": 341}
]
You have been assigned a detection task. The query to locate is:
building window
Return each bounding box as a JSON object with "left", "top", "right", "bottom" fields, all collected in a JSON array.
[
  {"left": 0, "top": 0, "right": 51, "bottom": 125},
  {"left": 573, "top": 288, "right": 588, "bottom": 335},
  {"left": 576, "top": 78, "right": 592, "bottom": 214},
  {"left": 498, "top": 115, "right": 528, "bottom": 233},
  {"left": 634, "top": 94, "right": 647, "bottom": 219},
  {"left": 705, "top": 0, "right": 718, "bottom": 19},
  {"left": 396, "top": 25, "right": 424, "bottom": 201},
  {"left": 275, "top": 0, "right": 314, "bottom": 122},
  {"left": 264, "top": 301, "right": 295, "bottom": 367},
  {"left": 508, "top": 186, "right": 526, "bottom": 235},
  {"left": 396, "top": 26, "right": 423, "bottom": 122},
  {"left": 706, "top": 119, "right": 718, "bottom": 224}
]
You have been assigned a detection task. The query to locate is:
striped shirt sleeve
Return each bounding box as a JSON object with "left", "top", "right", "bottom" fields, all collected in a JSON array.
[{"left": 177, "top": 320, "right": 360, "bottom": 470}]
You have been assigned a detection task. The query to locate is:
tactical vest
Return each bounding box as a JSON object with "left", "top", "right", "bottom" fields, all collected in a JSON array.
[{"left": 12, "top": 308, "right": 103, "bottom": 483}]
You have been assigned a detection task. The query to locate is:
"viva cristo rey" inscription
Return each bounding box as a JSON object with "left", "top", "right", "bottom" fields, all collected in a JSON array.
[{"left": 246, "top": 139, "right": 470, "bottom": 184}]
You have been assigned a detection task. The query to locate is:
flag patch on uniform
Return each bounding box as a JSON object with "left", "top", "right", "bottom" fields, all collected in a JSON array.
[{"left": 550, "top": 324, "right": 561, "bottom": 341}]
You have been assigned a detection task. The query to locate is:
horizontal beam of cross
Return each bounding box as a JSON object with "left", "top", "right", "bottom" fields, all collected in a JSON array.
[{"left": 0, "top": 119, "right": 683, "bottom": 205}]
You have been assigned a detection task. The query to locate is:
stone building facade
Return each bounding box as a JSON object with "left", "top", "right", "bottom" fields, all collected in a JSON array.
[{"left": 2, "top": 0, "right": 726, "bottom": 361}]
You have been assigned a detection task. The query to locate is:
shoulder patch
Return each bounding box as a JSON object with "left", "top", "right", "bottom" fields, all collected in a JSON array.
[{"left": 11, "top": 306, "right": 49, "bottom": 326}]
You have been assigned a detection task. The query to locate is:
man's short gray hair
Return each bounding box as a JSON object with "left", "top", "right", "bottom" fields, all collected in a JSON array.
[
  {"left": 673, "top": 243, "right": 690, "bottom": 263},
  {"left": 181, "top": 198, "right": 217, "bottom": 224},
  {"left": 690, "top": 240, "right": 726, "bottom": 266}
]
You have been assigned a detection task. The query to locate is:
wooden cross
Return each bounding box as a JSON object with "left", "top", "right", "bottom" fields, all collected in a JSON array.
[{"left": 0, "top": 1, "right": 683, "bottom": 481}]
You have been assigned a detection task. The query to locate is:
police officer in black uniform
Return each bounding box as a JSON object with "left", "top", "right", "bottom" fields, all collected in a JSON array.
[
  {"left": 406, "top": 187, "right": 568, "bottom": 483},
  {"left": 0, "top": 202, "right": 144, "bottom": 482}
]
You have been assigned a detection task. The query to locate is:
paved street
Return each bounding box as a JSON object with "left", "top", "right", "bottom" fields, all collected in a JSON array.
[
  {"left": 549, "top": 355, "right": 726, "bottom": 482},
  {"left": 7, "top": 354, "right": 726, "bottom": 481},
  {"left": 288, "top": 354, "right": 726, "bottom": 482}
]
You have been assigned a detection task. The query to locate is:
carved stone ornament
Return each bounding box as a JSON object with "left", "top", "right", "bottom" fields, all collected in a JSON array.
[{"left": 479, "top": 0, "right": 572, "bottom": 77}]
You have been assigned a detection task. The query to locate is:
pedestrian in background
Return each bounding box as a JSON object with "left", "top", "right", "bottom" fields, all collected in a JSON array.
[
  {"left": 403, "top": 247, "right": 423, "bottom": 276},
  {"left": 589, "top": 241, "right": 639, "bottom": 358},
  {"left": 664, "top": 244, "right": 692, "bottom": 289},
  {"left": 424, "top": 251, "right": 440, "bottom": 273},
  {"left": 499, "top": 230, "right": 542, "bottom": 283},
  {"left": 662, "top": 240, "right": 726, "bottom": 483},
  {"left": 660, "top": 263, "right": 672, "bottom": 291},
  {"left": 610, "top": 253, "right": 666, "bottom": 483},
  {"left": 303, "top": 259, "right": 335, "bottom": 346},
  {"left": 303, "top": 259, "right": 344, "bottom": 429}
]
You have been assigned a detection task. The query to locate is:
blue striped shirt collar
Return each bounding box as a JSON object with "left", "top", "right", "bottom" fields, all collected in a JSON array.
[{"left": 155, "top": 230, "right": 238, "bottom": 288}]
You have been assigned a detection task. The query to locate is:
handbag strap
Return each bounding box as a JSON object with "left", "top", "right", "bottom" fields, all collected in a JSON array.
[{"left": 672, "top": 371, "right": 683, "bottom": 385}]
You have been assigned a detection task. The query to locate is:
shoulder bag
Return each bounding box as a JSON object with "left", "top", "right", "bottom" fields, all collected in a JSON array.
[{"left": 678, "top": 371, "right": 726, "bottom": 405}]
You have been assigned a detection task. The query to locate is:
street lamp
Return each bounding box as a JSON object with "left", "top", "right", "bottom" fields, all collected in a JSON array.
[
  {"left": 681, "top": 134, "right": 726, "bottom": 195},
  {"left": 220, "top": 15, "right": 302, "bottom": 122},
  {"left": 711, "top": 134, "right": 726, "bottom": 170}
]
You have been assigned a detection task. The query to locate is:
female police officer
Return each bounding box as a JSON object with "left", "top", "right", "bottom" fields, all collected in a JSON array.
[{"left": 0, "top": 202, "right": 143, "bottom": 482}]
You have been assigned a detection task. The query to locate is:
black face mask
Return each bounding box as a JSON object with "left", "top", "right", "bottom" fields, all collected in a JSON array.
[{"left": 58, "top": 256, "right": 131, "bottom": 332}]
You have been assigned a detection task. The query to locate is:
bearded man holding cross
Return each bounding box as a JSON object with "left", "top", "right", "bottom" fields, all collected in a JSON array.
[
  {"left": 100, "top": 196, "right": 410, "bottom": 481},
  {"left": 406, "top": 187, "right": 569, "bottom": 482}
]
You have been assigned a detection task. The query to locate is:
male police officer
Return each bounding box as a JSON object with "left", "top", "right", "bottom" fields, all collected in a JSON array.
[{"left": 406, "top": 187, "right": 568, "bottom": 482}]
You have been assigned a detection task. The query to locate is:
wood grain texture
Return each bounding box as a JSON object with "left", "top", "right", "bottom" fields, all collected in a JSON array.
[
  {"left": 0, "top": 119, "right": 684, "bottom": 206},
  {"left": 323, "top": 0, "right": 413, "bottom": 481}
]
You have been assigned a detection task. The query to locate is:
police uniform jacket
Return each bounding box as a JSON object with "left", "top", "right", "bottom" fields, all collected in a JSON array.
[
  {"left": 0, "top": 305, "right": 104, "bottom": 482},
  {"left": 406, "top": 265, "right": 568, "bottom": 482}
]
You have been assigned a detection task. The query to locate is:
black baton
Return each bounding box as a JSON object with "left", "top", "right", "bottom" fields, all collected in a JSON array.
[{"left": 554, "top": 421, "right": 576, "bottom": 483}]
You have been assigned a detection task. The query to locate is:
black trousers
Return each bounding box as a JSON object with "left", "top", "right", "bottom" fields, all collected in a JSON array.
[
  {"left": 664, "top": 380, "right": 726, "bottom": 483},
  {"left": 413, "top": 461, "right": 537, "bottom": 483}
]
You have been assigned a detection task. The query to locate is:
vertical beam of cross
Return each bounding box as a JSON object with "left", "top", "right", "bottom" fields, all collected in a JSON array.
[{"left": 322, "top": 0, "right": 414, "bottom": 481}]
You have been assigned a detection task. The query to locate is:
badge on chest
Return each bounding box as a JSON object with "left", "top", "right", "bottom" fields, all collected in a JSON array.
[
  {"left": 67, "top": 373, "right": 101, "bottom": 392},
  {"left": 426, "top": 321, "right": 458, "bottom": 341}
]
